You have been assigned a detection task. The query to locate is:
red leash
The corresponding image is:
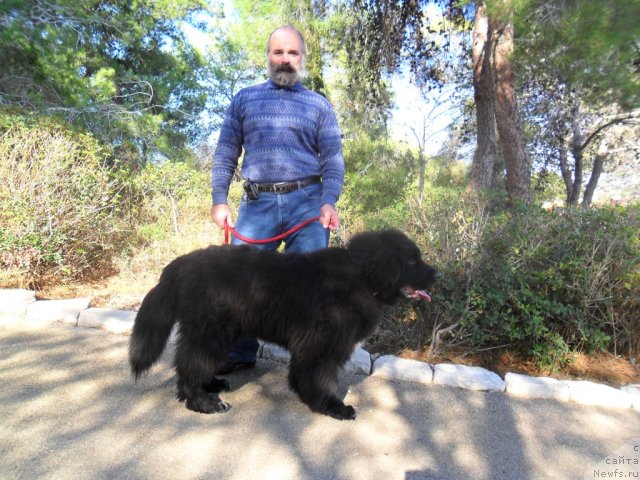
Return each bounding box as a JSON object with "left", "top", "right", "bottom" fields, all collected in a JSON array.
[{"left": 224, "top": 216, "right": 320, "bottom": 245}]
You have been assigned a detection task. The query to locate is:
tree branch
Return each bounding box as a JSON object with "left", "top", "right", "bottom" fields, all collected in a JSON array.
[{"left": 581, "top": 110, "right": 640, "bottom": 151}]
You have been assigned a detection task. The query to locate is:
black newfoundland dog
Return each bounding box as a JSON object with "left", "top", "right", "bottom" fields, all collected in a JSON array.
[{"left": 129, "top": 229, "right": 440, "bottom": 420}]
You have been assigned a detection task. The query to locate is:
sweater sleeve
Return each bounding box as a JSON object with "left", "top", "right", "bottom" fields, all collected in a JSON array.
[
  {"left": 317, "top": 103, "right": 345, "bottom": 206},
  {"left": 211, "top": 96, "right": 243, "bottom": 205}
]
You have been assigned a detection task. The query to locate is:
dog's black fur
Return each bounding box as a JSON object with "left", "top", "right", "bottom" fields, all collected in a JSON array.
[{"left": 129, "top": 229, "right": 440, "bottom": 420}]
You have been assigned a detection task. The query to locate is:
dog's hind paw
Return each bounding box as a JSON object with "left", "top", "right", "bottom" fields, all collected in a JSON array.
[
  {"left": 325, "top": 404, "right": 356, "bottom": 421},
  {"left": 177, "top": 379, "right": 231, "bottom": 414}
]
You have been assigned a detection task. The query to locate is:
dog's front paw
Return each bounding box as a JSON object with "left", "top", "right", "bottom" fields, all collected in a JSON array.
[
  {"left": 325, "top": 404, "right": 356, "bottom": 421},
  {"left": 185, "top": 396, "right": 231, "bottom": 414}
]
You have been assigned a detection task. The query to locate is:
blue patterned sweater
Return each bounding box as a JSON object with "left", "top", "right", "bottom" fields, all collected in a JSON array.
[{"left": 212, "top": 80, "right": 344, "bottom": 206}]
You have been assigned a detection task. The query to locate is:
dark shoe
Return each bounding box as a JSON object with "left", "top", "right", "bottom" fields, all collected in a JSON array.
[{"left": 216, "top": 359, "right": 256, "bottom": 375}]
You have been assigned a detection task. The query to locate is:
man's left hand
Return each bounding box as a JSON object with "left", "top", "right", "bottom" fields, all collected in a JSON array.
[{"left": 320, "top": 204, "right": 340, "bottom": 231}]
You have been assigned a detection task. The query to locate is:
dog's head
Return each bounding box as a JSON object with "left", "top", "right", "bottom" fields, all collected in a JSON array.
[{"left": 347, "top": 229, "right": 441, "bottom": 304}]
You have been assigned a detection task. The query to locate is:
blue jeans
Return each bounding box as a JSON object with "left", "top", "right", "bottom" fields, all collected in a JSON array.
[{"left": 229, "top": 182, "right": 329, "bottom": 362}]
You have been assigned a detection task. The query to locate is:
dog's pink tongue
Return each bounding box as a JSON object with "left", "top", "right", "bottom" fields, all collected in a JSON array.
[{"left": 417, "top": 290, "right": 432, "bottom": 302}]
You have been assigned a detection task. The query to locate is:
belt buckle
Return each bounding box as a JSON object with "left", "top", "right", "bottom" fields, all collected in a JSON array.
[{"left": 271, "top": 181, "right": 291, "bottom": 193}]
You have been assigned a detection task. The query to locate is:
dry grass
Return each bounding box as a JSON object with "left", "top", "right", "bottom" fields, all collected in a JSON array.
[{"left": 38, "top": 210, "right": 225, "bottom": 309}]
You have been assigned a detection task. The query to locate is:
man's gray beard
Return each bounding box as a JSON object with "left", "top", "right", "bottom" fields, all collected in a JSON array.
[{"left": 268, "top": 62, "right": 305, "bottom": 87}]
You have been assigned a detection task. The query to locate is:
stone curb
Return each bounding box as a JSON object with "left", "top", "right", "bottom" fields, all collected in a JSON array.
[
  {"left": 434, "top": 363, "right": 506, "bottom": 392},
  {"left": 505, "top": 372, "right": 571, "bottom": 402},
  {"left": 0, "top": 289, "right": 36, "bottom": 324},
  {"left": 26, "top": 297, "right": 91, "bottom": 326},
  {"left": 1, "top": 289, "right": 639, "bottom": 411},
  {"left": 345, "top": 346, "right": 372, "bottom": 374},
  {"left": 260, "top": 342, "right": 291, "bottom": 363},
  {"left": 371, "top": 355, "right": 433, "bottom": 385},
  {"left": 565, "top": 380, "right": 633, "bottom": 409},
  {"left": 260, "top": 342, "right": 372, "bottom": 375},
  {"left": 78, "top": 308, "right": 136, "bottom": 334},
  {"left": 621, "top": 385, "right": 640, "bottom": 412}
]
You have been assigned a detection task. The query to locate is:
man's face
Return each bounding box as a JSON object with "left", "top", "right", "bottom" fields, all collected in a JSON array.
[{"left": 267, "top": 29, "right": 305, "bottom": 87}]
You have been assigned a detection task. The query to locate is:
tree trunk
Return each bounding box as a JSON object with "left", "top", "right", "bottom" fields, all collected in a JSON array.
[
  {"left": 568, "top": 93, "right": 583, "bottom": 207},
  {"left": 558, "top": 143, "right": 573, "bottom": 202},
  {"left": 582, "top": 141, "right": 608, "bottom": 208},
  {"left": 468, "top": 0, "right": 498, "bottom": 193},
  {"left": 418, "top": 150, "right": 426, "bottom": 201},
  {"left": 410, "top": 120, "right": 428, "bottom": 201},
  {"left": 492, "top": 10, "right": 531, "bottom": 203}
]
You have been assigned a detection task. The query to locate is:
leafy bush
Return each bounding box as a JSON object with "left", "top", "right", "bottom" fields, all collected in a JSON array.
[
  {"left": 132, "top": 161, "right": 211, "bottom": 243},
  {"left": 0, "top": 109, "right": 225, "bottom": 289},
  {"left": 0, "top": 111, "right": 134, "bottom": 286},
  {"left": 340, "top": 139, "right": 469, "bottom": 232},
  {"left": 339, "top": 135, "right": 414, "bottom": 231},
  {"left": 407, "top": 194, "right": 640, "bottom": 362},
  {"left": 107, "top": 161, "right": 223, "bottom": 287}
]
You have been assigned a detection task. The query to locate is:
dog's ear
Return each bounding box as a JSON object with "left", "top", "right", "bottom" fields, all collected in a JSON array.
[
  {"left": 348, "top": 231, "right": 404, "bottom": 298},
  {"left": 370, "top": 249, "right": 404, "bottom": 299}
]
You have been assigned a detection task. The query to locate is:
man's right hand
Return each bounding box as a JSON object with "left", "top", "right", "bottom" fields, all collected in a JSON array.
[{"left": 211, "top": 204, "right": 234, "bottom": 229}]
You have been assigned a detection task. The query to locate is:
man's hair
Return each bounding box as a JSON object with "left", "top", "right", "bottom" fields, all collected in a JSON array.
[{"left": 266, "top": 25, "right": 306, "bottom": 57}]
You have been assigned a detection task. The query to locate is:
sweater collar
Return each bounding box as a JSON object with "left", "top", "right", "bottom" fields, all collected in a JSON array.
[{"left": 266, "top": 78, "right": 304, "bottom": 92}]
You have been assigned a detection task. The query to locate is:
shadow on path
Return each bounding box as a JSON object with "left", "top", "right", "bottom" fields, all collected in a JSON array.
[{"left": 1, "top": 324, "right": 638, "bottom": 480}]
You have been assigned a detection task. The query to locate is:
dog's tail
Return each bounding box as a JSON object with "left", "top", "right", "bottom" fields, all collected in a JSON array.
[{"left": 128, "top": 276, "right": 177, "bottom": 380}]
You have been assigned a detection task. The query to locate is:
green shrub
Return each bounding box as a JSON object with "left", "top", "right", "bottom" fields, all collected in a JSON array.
[
  {"left": 0, "top": 109, "right": 226, "bottom": 289},
  {"left": 108, "top": 161, "right": 222, "bottom": 285},
  {"left": 339, "top": 135, "right": 416, "bottom": 231},
  {"left": 0, "top": 111, "right": 135, "bottom": 286},
  {"left": 132, "top": 161, "right": 211, "bottom": 244},
  {"left": 408, "top": 195, "right": 640, "bottom": 362}
]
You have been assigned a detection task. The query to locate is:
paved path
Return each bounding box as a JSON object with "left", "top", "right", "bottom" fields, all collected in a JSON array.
[{"left": 1, "top": 323, "right": 639, "bottom": 480}]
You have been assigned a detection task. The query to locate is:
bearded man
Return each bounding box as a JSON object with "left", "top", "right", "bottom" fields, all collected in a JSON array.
[{"left": 210, "top": 25, "right": 345, "bottom": 373}]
